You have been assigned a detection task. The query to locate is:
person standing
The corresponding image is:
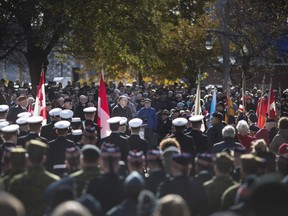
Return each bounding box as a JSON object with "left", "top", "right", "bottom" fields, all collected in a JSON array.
[
  {"left": 7, "top": 139, "right": 60, "bottom": 216},
  {"left": 6, "top": 95, "right": 28, "bottom": 124},
  {"left": 138, "top": 98, "right": 157, "bottom": 148},
  {"left": 187, "top": 115, "right": 209, "bottom": 154},
  {"left": 45, "top": 120, "right": 76, "bottom": 176},
  {"left": 17, "top": 116, "right": 48, "bottom": 148},
  {"left": 112, "top": 95, "right": 133, "bottom": 121},
  {"left": 128, "top": 118, "right": 149, "bottom": 155}
]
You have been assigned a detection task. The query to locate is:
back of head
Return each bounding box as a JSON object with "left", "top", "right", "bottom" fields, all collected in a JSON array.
[
  {"left": 26, "top": 139, "right": 47, "bottom": 164},
  {"left": 278, "top": 117, "right": 288, "bottom": 130},
  {"left": 0, "top": 191, "right": 26, "bottom": 216},
  {"left": 247, "top": 182, "right": 288, "bottom": 216},
  {"left": 153, "top": 194, "right": 190, "bottom": 216},
  {"left": 137, "top": 190, "right": 157, "bottom": 216},
  {"left": 51, "top": 201, "right": 92, "bottom": 216},
  {"left": 124, "top": 171, "right": 145, "bottom": 200},
  {"left": 81, "top": 144, "right": 100, "bottom": 164},
  {"left": 222, "top": 125, "right": 236, "bottom": 138},
  {"left": 236, "top": 120, "right": 249, "bottom": 135},
  {"left": 215, "top": 152, "right": 234, "bottom": 174}
]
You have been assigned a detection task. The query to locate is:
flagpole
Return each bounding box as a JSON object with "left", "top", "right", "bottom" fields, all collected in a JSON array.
[
  {"left": 267, "top": 76, "right": 272, "bottom": 118},
  {"left": 257, "top": 74, "right": 265, "bottom": 118},
  {"left": 194, "top": 69, "right": 202, "bottom": 115},
  {"left": 241, "top": 71, "right": 246, "bottom": 114}
]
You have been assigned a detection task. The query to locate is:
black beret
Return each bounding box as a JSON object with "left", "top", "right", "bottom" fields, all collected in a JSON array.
[{"left": 172, "top": 153, "right": 191, "bottom": 166}]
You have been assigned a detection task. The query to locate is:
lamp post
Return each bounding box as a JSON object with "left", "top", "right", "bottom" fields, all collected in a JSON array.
[{"left": 205, "top": 0, "right": 231, "bottom": 93}]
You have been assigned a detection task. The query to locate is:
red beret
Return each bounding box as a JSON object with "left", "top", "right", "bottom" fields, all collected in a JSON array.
[{"left": 17, "top": 95, "right": 27, "bottom": 101}]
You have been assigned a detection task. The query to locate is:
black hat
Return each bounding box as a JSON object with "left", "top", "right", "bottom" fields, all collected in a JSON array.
[
  {"left": 248, "top": 113, "right": 258, "bottom": 123},
  {"left": 144, "top": 98, "right": 151, "bottom": 102},
  {"left": 64, "top": 98, "right": 72, "bottom": 103},
  {"left": 162, "top": 109, "right": 170, "bottom": 115},
  {"left": 146, "top": 150, "right": 161, "bottom": 162},
  {"left": 101, "top": 144, "right": 121, "bottom": 159},
  {"left": 212, "top": 112, "right": 223, "bottom": 120},
  {"left": 172, "top": 153, "right": 191, "bottom": 166},
  {"left": 82, "top": 144, "right": 100, "bottom": 161},
  {"left": 195, "top": 153, "right": 213, "bottom": 167},
  {"left": 249, "top": 124, "right": 260, "bottom": 132},
  {"left": 128, "top": 150, "right": 145, "bottom": 163}
]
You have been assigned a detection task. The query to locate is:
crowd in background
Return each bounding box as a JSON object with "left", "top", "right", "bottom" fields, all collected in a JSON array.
[{"left": 1, "top": 77, "right": 288, "bottom": 216}]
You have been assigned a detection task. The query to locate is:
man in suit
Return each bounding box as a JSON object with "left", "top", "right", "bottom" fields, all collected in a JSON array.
[{"left": 6, "top": 95, "right": 28, "bottom": 123}]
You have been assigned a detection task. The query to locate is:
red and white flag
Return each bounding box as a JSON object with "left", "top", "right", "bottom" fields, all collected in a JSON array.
[
  {"left": 33, "top": 70, "right": 47, "bottom": 125},
  {"left": 97, "top": 67, "right": 111, "bottom": 138}
]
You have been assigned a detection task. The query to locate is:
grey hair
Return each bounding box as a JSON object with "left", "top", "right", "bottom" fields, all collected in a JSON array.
[
  {"left": 236, "top": 120, "right": 249, "bottom": 135},
  {"left": 222, "top": 125, "right": 236, "bottom": 138}
]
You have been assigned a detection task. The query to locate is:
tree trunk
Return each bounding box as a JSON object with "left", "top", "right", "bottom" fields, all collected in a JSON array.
[{"left": 25, "top": 46, "right": 48, "bottom": 93}]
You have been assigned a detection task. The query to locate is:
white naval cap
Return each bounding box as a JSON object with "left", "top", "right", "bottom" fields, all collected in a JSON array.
[
  {"left": 107, "top": 116, "right": 122, "bottom": 124},
  {"left": 49, "top": 108, "right": 62, "bottom": 117},
  {"left": 120, "top": 117, "right": 128, "bottom": 126},
  {"left": 71, "top": 117, "right": 81, "bottom": 123},
  {"left": 1, "top": 124, "right": 19, "bottom": 133},
  {"left": 128, "top": 118, "right": 143, "bottom": 128},
  {"left": 26, "top": 116, "right": 43, "bottom": 124},
  {"left": 72, "top": 129, "right": 83, "bottom": 136},
  {"left": 0, "top": 121, "right": 9, "bottom": 130},
  {"left": 0, "top": 105, "right": 9, "bottom": 113},
  {"left": 60, "top": 109, "right": 74, "bottom": 119},
  {"left": 83, "top": 107, "right": 97, "bottom": 113},
  {"left": 172, "top": 117, "right": 188, "bottom": 127},
  {"left": 16, "top": 116, "right": 29, "bottom": 125},
  {"left": 189, "top": 115, "right": 204, "bottom": 122},
  {"left": 17, "top": 112, "right": 32, "bottom": 118},
  {"left": 54, "top": 120, "right": 71, "bottom": 129}
]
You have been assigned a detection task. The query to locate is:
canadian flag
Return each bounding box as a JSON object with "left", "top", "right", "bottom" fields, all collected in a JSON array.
[
  {"left": 97, "top": 67, "right": 111, "bottom": 138},
  {"left": 268, "top": 83, "right": 276, "bottom": 119},
  {"left": 33, "top": 70, "right": 47, "bottom": 125}
]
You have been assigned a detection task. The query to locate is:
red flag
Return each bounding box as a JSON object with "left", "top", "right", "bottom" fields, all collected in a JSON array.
[
  {"left": 97, "top": 68, "right": 111, "bottom": 138},
  {"left": 33, "top": 70, "right": 47, "bottom": 125},
  {"left": 256, "top": 97, "right": 268, "bottom": 128},
  {"left": 268, "top": 84, "right": 276, "bottom": 119}
]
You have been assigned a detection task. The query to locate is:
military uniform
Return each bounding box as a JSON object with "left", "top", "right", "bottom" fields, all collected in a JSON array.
[
  {"left": 17, "top": 132, "right": 48, "bottom": 148},
  {"left": 86, "top": 172, "right": 125, "bottom": 213},
  {"left": 0, "top": 147, "right": 26, "bottom": 190},
  {"left": 100, "top": 132, "right": 129, "bottom": 163},
  {"left": 204, "top": 175, "right": 238, "bottom": 214},
  {"left": 40, "top": 121, "right": 58, "bottom": 142},
  {"left": 128, "top": 134, "right": 148, "bottom": 155},
  {"left": 168, "top": 132, "right": 196, "bottom": 156},
  {"left": 157, "top": 175, "right": 209, "bottom": 216},
  {"left": 46, "top": 136, "right": 76, "bottom": 176},
  {"left": 69, "top": 166, "right": 101, "bottom": 196},
  {"left": 8, "top": 165, "right": 60, "bottom": 216},
  {"left": 187, "top": 129, "right": 210, "bottom": 153},
  {"left": 145, "top": 170, "right": 167, "bottom": 195}
]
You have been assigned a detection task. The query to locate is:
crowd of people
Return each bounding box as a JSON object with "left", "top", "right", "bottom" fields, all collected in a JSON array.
[{"left": 0, "top": 78, "right": 288, "bottom": 216}]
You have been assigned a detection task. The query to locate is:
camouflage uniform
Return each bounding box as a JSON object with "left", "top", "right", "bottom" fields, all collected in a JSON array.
[
  {"left": 204, "top": 175, "right": 237, "bottom": 214},
  {"left": 7, "top": 165, "right": 60, "bottom": 216},
  {"left": 69, "top": 166, "right": 101, "bottom": 196}
]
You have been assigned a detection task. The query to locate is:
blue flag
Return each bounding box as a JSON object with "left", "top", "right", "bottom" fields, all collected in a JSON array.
[{"left": 209, "top": 90, "right": 217, "bottom": 127}]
